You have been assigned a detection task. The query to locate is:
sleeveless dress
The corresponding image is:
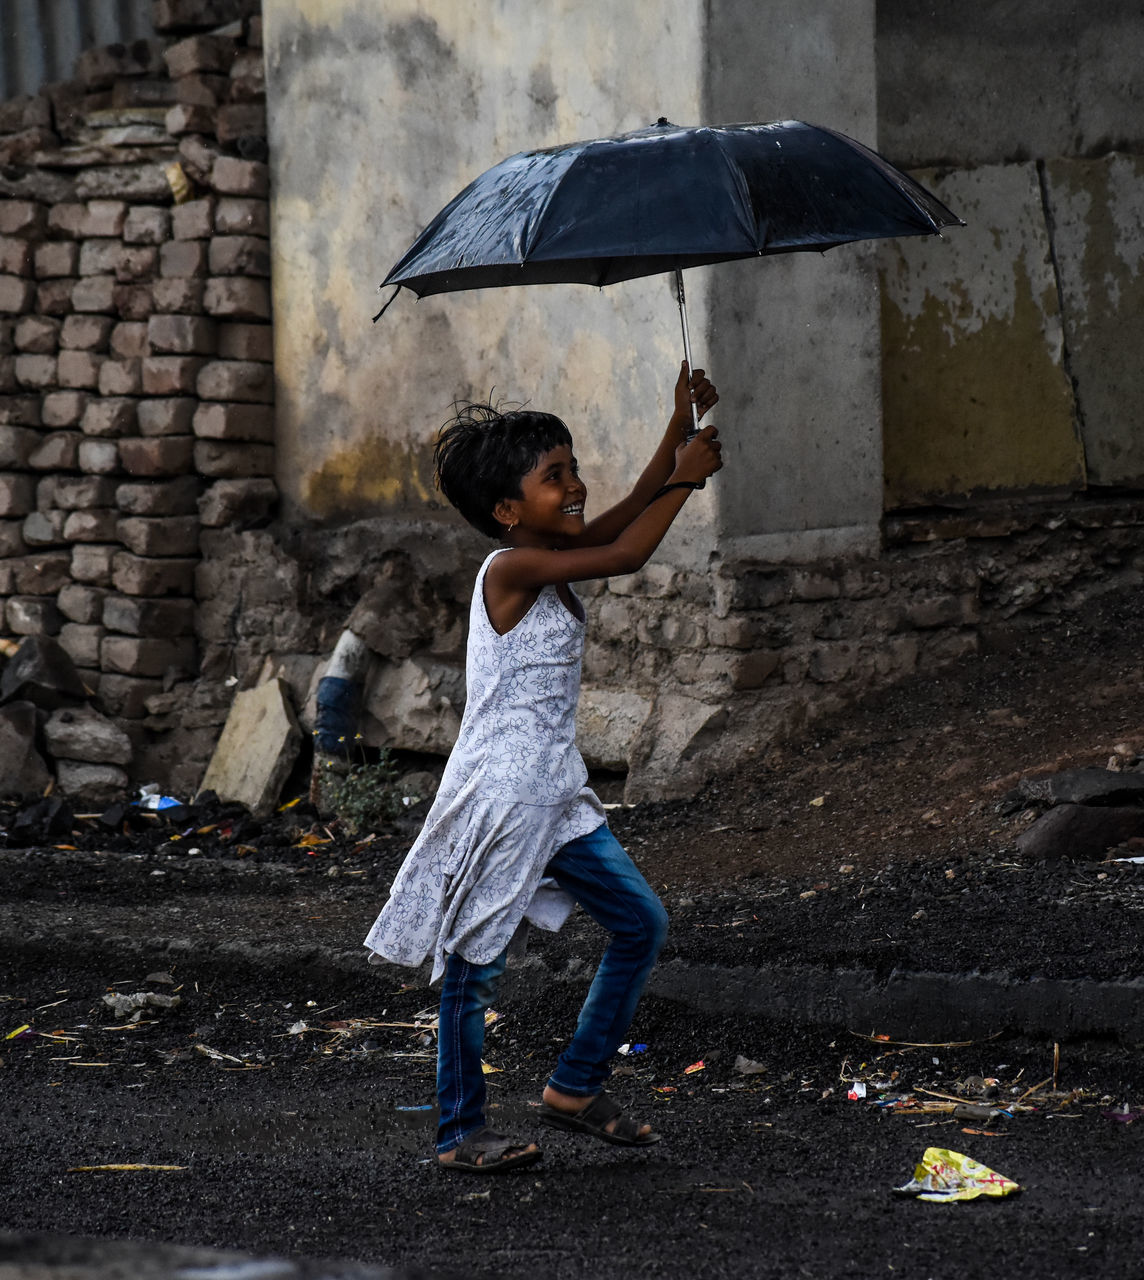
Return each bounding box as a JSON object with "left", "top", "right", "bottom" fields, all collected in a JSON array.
[{"left": 364, "top": 549, "right": 605, "bottom": 982}]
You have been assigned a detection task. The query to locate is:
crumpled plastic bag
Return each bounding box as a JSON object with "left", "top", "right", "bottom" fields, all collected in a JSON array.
[{"left": 895, "top": 1147, "right": 1020, "bottom": 1202}]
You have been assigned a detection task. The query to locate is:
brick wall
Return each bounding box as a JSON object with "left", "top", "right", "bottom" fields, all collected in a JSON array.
[{"left": 0, "top": 1, "right": 273, "bottom": 797}]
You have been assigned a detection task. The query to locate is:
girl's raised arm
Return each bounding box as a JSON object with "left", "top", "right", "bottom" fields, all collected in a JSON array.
[{"left": 575, "top": 363, "right": 718, "bottom": 548}]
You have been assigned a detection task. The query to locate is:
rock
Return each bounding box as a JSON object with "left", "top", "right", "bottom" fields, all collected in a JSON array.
[
  {"left": 0, "top": 701, "right": 51, "bottom": 799},
  {"left": 1017, "top": 767, "right": 1144, "bottom": 807},
  {"left": 361, "top": 657, "right": 463, "bottom": 756},
  {"left": 346, "top": 559, "right": 435, "bottom": 661},
  {"left": 624, "top": 692, "right": 730, "bottom": 803},
  {"left": 576, "top": 688, "right": 652, "bottom": 772},
  {"left": 1015, "top": 804, "right": 1144, "bottom": 860},
  {"left": 197, "top": 677, "right": 301, "bottom": 816},
  {"left": 44, "top": 706, "right": 133, "bottom": 765},
  {"left": 0, "top": 635, "right": 87, "bottom": 709},
  {"left": 55, "top": 760, "right": 129, "bottom": 805}
]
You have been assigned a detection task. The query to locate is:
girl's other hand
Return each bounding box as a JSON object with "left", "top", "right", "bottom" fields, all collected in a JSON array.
[
  {"left": 674, "top": 361, "right": 719, "bottom": 424},
  {"left": 672, "top": 423, "right": 722, "bottom": 483}
]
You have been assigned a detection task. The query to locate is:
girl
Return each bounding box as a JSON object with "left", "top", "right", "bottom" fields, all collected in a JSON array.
[{"left": 364, "top": 362, "right": 721, "bottom": 1173}]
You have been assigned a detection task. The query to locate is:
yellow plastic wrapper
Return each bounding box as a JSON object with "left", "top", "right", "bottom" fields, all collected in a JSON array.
[{"left": 895, "top": 1148, "right": 1021, "bottom": 1203}]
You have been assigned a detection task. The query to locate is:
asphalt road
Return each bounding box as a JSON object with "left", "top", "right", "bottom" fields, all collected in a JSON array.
[{"left": 4, "top": 922, "right": 1144, "bottom": 1280}]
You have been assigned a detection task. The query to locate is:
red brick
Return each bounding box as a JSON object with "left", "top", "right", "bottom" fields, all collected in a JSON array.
[
  {"left": 36, "top": 280, "right": 76, "bottom": 316},
  {"left": 0, "top": 200, "right": 46, "bottom": 237},
  {"left": 75, "top": 43, "right": 165, "bottom": 90},
  {"left": 101, "top": 634, "right": 196, "bottom": 678},
  {"left": 112, "top": 283, "right": 154, "bottom": 321},
  {"left": 82, "top": 397, "right": 136, "bottom": 438},
  {"left": 71, "top": 276, "right": 117, "bottom": 313},
  {"left": 54, "top": 476, "right": 117, "bottom": 509},
  {"left": 60, "top": 315, "right": 114, "bottom": 350},
  {"left": 77, "top": 440, "right": 120, "bottom": 475},
  {"left": 42, "top": 390, "right": 91, "bottom": 427},
  {"left": 142, "top": 355, "right": 207, "bottom": 395},
  {"left": 0, "top": 425, "right": 38, "bottom": 467},
  {"left": 159, "top": 239, "right": 209, "bottom": 277},
  {"left": 0, "top": 277, "right": 35, "bottom": 313},
  {"left": 137, "top": 398, "right": 196, "bottom": 436},
  {"left": 16, "top": 551, "right": 72, "bottom": 594},
  {"left": 228, "top": 48, "right": 265, "bottom": 101},
  {"left": 213, "top": 197, "right": 268, "bottom": 237},
  {"left": 116, "top": 246, "right": 158, "bottom": 282},
  {"left": 177, "top": 135, "right": 219, "bottom": 183},
  {"left": 7, "top": 596, "right": 62, "bottom": 634},
  {"left": 22, "top": 509, "right": 68, "bottom": 546},
  {"left": 116, "top": 476, "right": 201, "bottom": 516},
  {"left": 0, "top": 518, "right": 27, "bottom": 556},
  {"left": 174, "top": 73, "right": 231, "bottom": 107},
  {"left": 151, "top": 278, "right": 205, "bottom": 313},
  {"left": 35, "top": 241, "right": 80, "bottom": 279},
  {"left": 208, "top": 234, "right": 269, "bottom": 277},
  {"left": 192, "top": 401, "right": 273, "bottom": 441},
  {"left": 203, "top": 276, "right": 270, "bottom": 320},
  {"left": 123, "top": 206, "right": 170, "bottom": 245},
  {"left": 62, "top": 508, "right": 119, "bottom": 542},
  {"left": 27, "top": 432, "right": 80, "bottom": 471},
  {"left": 58, "top": 583, "right": 106, "bottom": 624},
  {"left": 164, "top": 35, "right": 238, "bottom": 77},
  {"left": 81, "top": 201, "right": 128, "bottom": 238},
  {"left": 216, "top": 322, "right": 271, "bottom": 362},
  {"left": 117, "top": 514, "right": 200, "bottom": 556},
  {"left": 118, "top": 436, "right": 194, "bottom": 476},
  {"left": 59, "top": 351, "right": 105, "bottom": 390},
  {"left": 165, "top": 104, "right": 217, "bottom": 136},
  {"left": 98, "top": 672, "right": 164, "bottom": 717},
  {"left": 110, "top": 322, "right": 150, "bottom": 359},
  {"left": 98, "top": 358, "right": 143, "bottom": 396},
  {"left": 197, "top": 359, "right": 272, "bottom": 403},
  {"left": 70, "top": 543, "right": 117, "bottom": 586},
  {"left": 110, "top": 551, "right": 197, "bottom": 597},
  {"left": 171, "top": 197, "right": 214, "bottom": 240},
  {"left": 217, "top": 104, "right": 266, "bottom": 145},
  {"left": 147, "top": 314, "right": 216, "bottom": 354},
  {"left": 0, "top": 237, "right": 33, "bottom": 276},
  {"left": 102, "top": 593, "right": 195, "bottom": 635},
  {"left": 14, "top": 354, "right": 57, "bottom": 388},
  {"left": 78, "top": 239, "right": 123, "bottom": 277},
  {"left": 0, "top": 473, "right": 37, "bottom": 516},
  {"left": 209, "top": 156, "right": 268, "bottom": 198},
  {"left": 193, "top": 440, "right": 274, "bottom": 478},
  {"left": 0, "top": 395, "right": 41, "bottom": 426},
  {"left": 47, "top": 204, "right": 87, "bottom": 238},
  {"left": 76, "top": 166, "right": 171, "bottom": 203},
  {"left": 14, "top": 316, "right": 59, "bottom": 353},
  {"left": 58, "top": 621, "right": 104, "bottom": 667}
]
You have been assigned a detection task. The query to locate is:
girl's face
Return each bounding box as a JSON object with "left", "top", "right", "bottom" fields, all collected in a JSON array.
[{"left": 496, "top": 444, "right": 587, "bottom": 545}]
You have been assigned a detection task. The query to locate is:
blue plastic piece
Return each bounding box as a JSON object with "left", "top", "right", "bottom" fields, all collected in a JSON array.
[{"left": 314, "top": 675, "right": 360, "bottom": 754}]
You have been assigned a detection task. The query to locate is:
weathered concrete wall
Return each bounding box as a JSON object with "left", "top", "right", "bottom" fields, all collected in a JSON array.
[
  {"left": 263, "top": 0, "right": 890, "bottom": 568},
  {"left": 877, "top": 0, "right": 1144, "bottom": 168},
  {"left": 879, "top": 164, "right": 1083, "bottom": 507},
  {"left": 263, "top": 0, "right": 723, "bottom": 565}
]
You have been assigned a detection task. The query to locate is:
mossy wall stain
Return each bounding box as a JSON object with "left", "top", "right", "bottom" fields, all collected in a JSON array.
[
  {"left": 303, "top": 437, "right": 436, "bottom": 521},
  {"left": 881, "top": 255, "right": 1083, "bottom": 506}
]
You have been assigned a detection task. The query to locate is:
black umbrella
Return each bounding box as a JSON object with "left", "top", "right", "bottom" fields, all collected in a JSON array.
[{"left": 378, "top": 118, "right": 961, "bottom": 431}]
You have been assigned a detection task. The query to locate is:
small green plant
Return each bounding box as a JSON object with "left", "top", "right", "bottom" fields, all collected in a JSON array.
[{"left": 325, "top": 750, "right": 406, "bottom": 833}]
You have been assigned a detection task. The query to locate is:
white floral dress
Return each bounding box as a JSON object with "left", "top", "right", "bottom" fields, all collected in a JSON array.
[{"left": 364, "top": 550, "right": 605, "bottom": 982}]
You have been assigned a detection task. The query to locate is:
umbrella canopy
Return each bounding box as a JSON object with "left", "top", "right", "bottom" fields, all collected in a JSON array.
[{"left": 381, "top": 118, "right": 961, "bottom": 298}]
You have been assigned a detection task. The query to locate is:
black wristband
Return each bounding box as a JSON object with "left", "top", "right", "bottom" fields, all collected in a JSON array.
[{"left": 649, "top": 480, "right": 701, "bottom": 506}]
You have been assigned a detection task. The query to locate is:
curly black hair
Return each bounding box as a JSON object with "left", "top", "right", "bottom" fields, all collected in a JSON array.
[{"left": 434, "top": 402, "right": 573, "bottom": 539}]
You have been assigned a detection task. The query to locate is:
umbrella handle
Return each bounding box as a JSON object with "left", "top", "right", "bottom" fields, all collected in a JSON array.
[{"left": 675, "top": 268, "right": 706, "bottom": 490}]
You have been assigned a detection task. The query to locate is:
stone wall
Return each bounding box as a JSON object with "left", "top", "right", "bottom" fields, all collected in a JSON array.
[{"left": 0, "top": 0, "right": 273, "bottom": 802}]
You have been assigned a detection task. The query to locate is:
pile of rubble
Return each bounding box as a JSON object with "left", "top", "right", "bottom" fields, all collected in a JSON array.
[{"left": 0, "top": 0, "right": 275, "bottom": 793}]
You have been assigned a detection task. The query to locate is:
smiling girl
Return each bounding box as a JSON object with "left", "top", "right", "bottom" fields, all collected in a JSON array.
[{"left": 364, "top": 362, "right": 721, "bottom": 1173}]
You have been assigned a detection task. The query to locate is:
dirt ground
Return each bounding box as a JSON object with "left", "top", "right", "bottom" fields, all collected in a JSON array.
[{"left": 4, "top": 583, "right": 1144, "bottom": 1279}]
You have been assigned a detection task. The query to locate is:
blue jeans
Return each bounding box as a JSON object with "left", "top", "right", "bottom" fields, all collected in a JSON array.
[{"left": 435, "top": 822, "right": 668, "bottom": 1154}]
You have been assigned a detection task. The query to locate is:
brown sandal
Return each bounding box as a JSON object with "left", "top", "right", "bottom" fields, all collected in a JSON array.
[
  {"left": 438, "top": 1126, "right": 542, "bottom": 1174},
  {"left": 539, "top": 1091, "right": 660, "bottom": 1147}
]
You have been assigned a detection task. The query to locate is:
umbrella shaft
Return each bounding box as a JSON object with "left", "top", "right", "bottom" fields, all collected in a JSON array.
[{"left": 675, "top": 269, "right": 701, "bottom": 440}]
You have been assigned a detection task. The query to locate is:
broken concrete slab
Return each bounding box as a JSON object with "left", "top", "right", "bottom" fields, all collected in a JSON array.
[
  {"left": 576, "top": 688, "right": 652, "bottom": 772},
  {"left": 197, "top": 677, "right": 302, "bottom": 816},
  {"left": 623, "top": 692, "right": 730, "bottom": 804},
  {"left": 0, "top": 701, "right": 51, "bottom": 799},
  {"left": 361, "top": 657, "right": 463, "bottom": 756},
  {"left": 44, "top": 705, "right": 133, "bottom": 765},
  {"left": 1015, "top": 803, "right": 1144, "bottom": 860},
  {"left": 0, "top": 635, "right": 87, "bottom": 709},
  {"left": 1018, "top": 767, "right": 1144, "bottom": 807}
]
